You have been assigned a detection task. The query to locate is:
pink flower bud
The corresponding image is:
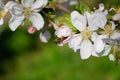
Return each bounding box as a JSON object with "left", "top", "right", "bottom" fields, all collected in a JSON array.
[
  {"left": 55, "top": 25, "right": 72, "bottom": 38},
  {"left": 27, "top": 26, "right": 36, "bottom": 34}
]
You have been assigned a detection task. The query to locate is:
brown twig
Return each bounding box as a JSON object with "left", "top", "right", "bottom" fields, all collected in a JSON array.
[{"left": 55, "top": 3, "right": 70, "bottom": 13}]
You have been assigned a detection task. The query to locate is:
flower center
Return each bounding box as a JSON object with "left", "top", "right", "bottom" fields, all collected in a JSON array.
[
  {"left": 0, "top": 8, "right": 8, "bottom": 19},
  {"left": 23, "top": 7, "right": 33, "bottom": 18},
  {"left": 99, "top": 24, "right": 116, "bottom": 36},
  {"left": 81, "top": 28, "right": 92, "bottom": 40}
]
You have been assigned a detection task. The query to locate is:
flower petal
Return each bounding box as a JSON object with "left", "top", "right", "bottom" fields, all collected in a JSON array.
[
  {"left": 109, "top": 54, "right": 115, "bottom": 61},
  {"left": 111, "top": 32, "right": 120, "bottom": 39},
  {"left": 29, "top": 13, "right": 44, "bottom": 30},
  {"left": 71, "top": 11, "right": 86, "bottom": 31},
  {"left": 91, "top": 32, "right": 98, "bottom": 42},
  {"left": 98, "top": 4, "right": 104, "bottom": 11},
  {"left": 39, "top": 31, "right": 51, "bottom": 43},
  {"left": 111, "top": 21, "right": 116, "bottom": 30},
  {"left": 6, "top": 1, "right": 23, "bottom": 16},
  {"left": 9, "top": 16, "right": 25, "bottom": 31},
  {"left": 31, "top": 0, "right": 48, "bottom": 12},
  {"left": 92, "top": 50, "right": 99, "bottom": 57},
  {"left": 92, "top": 45, "right": 111, "bottom": 57},
  {"left": 0, "top": 19, "right": 3, "bottom": 25},
  {"left": 6, "top": 1, "right": 18, "bottom": 10},
  {"left": 89, "top": 11, "right": 107, "bottom": 30},
  {"left": 68, "top": 34, "right": 82, "bottom": 52},
  {"left": 94, "top": 35, "right": 108, "bottom": 53},
  {"left": 112, "top": 13, "right": 120, "bottom": 21},
  {"left": 102, "top": 45, "right": 111, "bottom": 56},
  {"left": 86, "top": 12, "right": 98, "bottom": 30},
  {"left": 21, "top": 0, "right": 34, "bottom": 7},
  {"left": 80, "top": 40, "right": 92, "bottom": 59},
  {"left": 11, "top": 4, "right": 23, "bottom": 16}
]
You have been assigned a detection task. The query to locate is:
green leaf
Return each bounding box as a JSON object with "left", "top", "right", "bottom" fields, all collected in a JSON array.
[
  {"left": 55, "top": 14, "right": 78, "bottom": 32},
  {"left": 73, "top": 2, "right": 91, "bottom": 14}
]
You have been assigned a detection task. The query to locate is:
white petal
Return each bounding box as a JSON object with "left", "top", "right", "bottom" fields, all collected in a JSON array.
[
  {"left": 68, "top": 34, "right": 82, "bottom": 52},
  {"left": 89, "top": 11, "right": 107, "bottom": 30},
  {"left": 21, "top": 0, "right": 34, "bottom": 7},
  {"left": 92, "top": 45, "right": 111, "bottom": 57},
  {"left": 63, "top": 36, "right": 71, "bottom": 44},
  {"left": 98, "top": 4, "right": 104, "bottom": 11},
  {"left": 71, "top": 11, "right": 86, "bottom": 31},
  {"left": 112, "top": 13, "right": 120, "bottom": 21},
  {"left": 6, "top": 1, "right": 18, "bottom": 10},
  {"left": 86, "top": 12, "right": 98, "bottom": 30},
  {"left": 0, "top": 19, "right": 3, "bottom": 25},
  {"left": 103, "top": 10, "right": 108, "bottom": 16},
  {"left": 29, "top": 13, "right": 44, "bottom": 30},
  {"left": 80, "top": 40, "right": 92, "bottom": 59},
  {"left": 91, "top": 32, "right": 98, "bottom": 42},
  {"left": 94, "top": 35, "right": 108, "bottom": 53},
  {"left": 31, "top": 0, "right": 48, "bottom": 12},
  {"left": 102, "top": 45, "right": 111, "bottom": 56},
  {"left": 9, "top": 16, "right": 25, "bottom": 31},
  {"left": 92, "top": 50, "right": 99, "bottom": 57},
  {"left": 6, "top": 1, "right": 23, "bottom": 17},
  {"left": 111, "top": 32, "right": 120, "bottom": 39},
  {"left": 11, "top": 4, "right": 23, "bottom": 16},
  {"left": 111, "top": 21, "right": 116, "bottom": 30},
  {"left": 39, "top": 31, "right": 51, "bottom": 43},
  {"left": 109, "top": 54, "right": 115, "bottom": 61}
]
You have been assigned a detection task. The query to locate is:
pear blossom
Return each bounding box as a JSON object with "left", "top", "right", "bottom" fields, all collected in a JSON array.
[
  {"left": 55, "top": 25, "right": 72, "bottom": 46},
  {"left": 69, "top": 11, "right": 107, "bottom": 59},
  {"left": 94, "top": 22, "right": 120, "bottom": 57},
  {"left": 6, "top": 0, "right": 48, "bottom": 31}
]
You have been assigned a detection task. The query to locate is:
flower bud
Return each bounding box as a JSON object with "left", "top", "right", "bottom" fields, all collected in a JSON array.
[
  {"left": 27, "top": 26, "right": 36, "bottom": 34},
  {"left": 55, "top": 25, "right": 72, "bottom": 38}
]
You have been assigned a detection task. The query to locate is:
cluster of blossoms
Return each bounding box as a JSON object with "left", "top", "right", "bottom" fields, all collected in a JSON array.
[
  {"left": 54, "top": 3, "right": 120, "bottom": 62},
  {"left": 0, "top": 0, "right": 50, "bottom": 42},
  {"left": 1, "top": 0, "right": 120, "bottom": 63}
]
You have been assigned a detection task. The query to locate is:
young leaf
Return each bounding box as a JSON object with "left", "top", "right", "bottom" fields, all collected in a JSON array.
[{"left": 55, "top": 14, "right": 78, "bottom": 32}]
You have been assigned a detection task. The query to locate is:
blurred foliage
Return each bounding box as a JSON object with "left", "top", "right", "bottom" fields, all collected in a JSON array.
[
  {"left": 72, "top": 2, "right": 91, "bottom": 14},
  {"left": 0, "top": 0, "right": 120, "bottom": 80}
]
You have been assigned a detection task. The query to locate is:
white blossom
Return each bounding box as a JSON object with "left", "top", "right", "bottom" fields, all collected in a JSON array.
[
  {"left": 55, "top": 25, "right": 72, "bottom": 46},
  {"left": 69, "top": 11, "right": 107, "bottom": 59},
  {"left": 94, "top": 22, "right": 120, "bottom": 56},
  {"left": 6, "top": 0, "right": 48, "bottom": 31}
]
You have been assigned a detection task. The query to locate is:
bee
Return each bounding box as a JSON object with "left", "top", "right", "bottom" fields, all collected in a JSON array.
[{"left": 54, "top": 37, "right": 67, "bottom": 44}]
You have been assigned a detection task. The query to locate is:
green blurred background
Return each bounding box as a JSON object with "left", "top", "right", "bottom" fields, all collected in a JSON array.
[{"left": 0, "top": 0, "right": 120, "bottom": 80}]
